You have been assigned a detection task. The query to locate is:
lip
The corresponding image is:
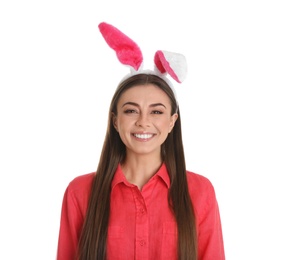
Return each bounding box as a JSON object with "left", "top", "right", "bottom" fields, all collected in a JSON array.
[{"left": 132, "top": 132, "right": 155, "bottom": 141}]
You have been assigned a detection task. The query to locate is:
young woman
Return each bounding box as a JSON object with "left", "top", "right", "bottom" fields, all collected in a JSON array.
[{"left": 57, "top": 22, "right": 225, "bottom": 260}]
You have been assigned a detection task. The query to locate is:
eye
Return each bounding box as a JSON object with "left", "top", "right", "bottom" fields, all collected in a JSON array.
[
  {"left": 151, "top": 110, "right": 163, "bottom": 114},
  {"left": 124, "top": 109, "right": 138, "bottom": 114}
]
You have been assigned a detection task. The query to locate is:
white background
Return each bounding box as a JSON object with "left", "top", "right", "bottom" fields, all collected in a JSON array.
[{"left": 0, "top": 0, "right": 282, "bottom": 259}]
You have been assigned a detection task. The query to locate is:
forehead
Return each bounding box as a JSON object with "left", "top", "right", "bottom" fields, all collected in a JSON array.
[{"left": 118, "top": 84, "right": 171, "bottom": 104}]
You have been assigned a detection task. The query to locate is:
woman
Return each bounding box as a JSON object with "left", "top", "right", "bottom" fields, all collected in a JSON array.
[{"left": 57, "top": 22, "right": 225, "bottom": 260}]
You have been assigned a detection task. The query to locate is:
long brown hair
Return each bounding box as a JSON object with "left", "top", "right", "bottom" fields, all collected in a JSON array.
[{"left": 77, "top": 74, "right": 197, "bottom": 260}]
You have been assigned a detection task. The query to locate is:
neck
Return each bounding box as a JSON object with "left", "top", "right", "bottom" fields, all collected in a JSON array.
[{"left": 121, "top": 153, "right": 162, "bottom": 190}]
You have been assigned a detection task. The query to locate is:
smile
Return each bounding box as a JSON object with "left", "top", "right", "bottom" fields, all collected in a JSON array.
[{"left": 133, "top": 133, "right": 154, "bottom": 139}]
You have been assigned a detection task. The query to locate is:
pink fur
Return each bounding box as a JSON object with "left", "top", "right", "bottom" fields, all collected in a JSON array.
[{"left": 98, "top": 22, "right": 143, "bottom": 71}]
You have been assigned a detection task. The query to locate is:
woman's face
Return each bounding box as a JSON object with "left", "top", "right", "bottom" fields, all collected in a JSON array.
[{"left": 113, "top": 84, "right": 178, "bottom": 158}]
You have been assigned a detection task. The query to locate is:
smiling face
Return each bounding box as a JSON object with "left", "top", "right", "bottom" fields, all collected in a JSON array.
[{"left": 112, "top": 83, "right": 178, "bottom": 159}]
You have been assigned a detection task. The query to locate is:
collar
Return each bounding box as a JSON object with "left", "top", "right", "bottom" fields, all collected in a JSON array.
[{"left": 111, "top": 163, "right": 171, "bottom": 190}]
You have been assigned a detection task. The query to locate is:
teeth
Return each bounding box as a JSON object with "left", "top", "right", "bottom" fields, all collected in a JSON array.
[{"left": 134, "top": 134, "right": 153, "bottom": 139}]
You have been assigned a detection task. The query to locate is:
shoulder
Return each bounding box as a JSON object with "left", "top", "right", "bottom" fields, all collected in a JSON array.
[
  {"left": 186, "top": 170, "right": 215, "bottom": 193},
  {"left": 186, "top": 172, "right": 225, "bottom": 258},
  {"left": 65, "top": 172, "right": 95, "bottom": 202},
  {"left": 68, "top": 172, "right": 95, "bottom": 190},
  {"left": 186, "top": 171, "right": 218, "bottom": 217}
]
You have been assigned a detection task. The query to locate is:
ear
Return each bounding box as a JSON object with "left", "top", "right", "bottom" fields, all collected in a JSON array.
[
  {"left": 154, "top": 50, "right": 187, "bottom": 83},
  {"left": 169, "top": 113, "right": 178, "bottom": 133},
  {"left": 112, "top": 112, "right": 118, "bottom": 131},
  {"left": 98, "top": 22, "right": 143, "bottom": 71}
]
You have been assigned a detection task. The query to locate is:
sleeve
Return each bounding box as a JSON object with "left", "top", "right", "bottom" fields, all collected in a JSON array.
[
  {"left": 56, "top": 185, "right": 85, "bottom": 260},
  {"left": 196, "top": 180, "right": 225, "bottom": 260}
]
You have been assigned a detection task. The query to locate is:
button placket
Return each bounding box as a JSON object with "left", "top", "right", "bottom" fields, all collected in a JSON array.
[{"left": 132, "top": 187, "right": 149, "bottom": 259}]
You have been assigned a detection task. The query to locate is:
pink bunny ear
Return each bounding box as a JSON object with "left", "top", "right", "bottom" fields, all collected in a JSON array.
[
  {"left": 98, "top": 22, "right": 143, "bottom": 71},
  {"left": 154, "top": 50, "right": 187, "bottom": 83}
]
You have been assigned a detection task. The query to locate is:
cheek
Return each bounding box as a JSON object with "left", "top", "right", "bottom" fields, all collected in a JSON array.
[
  {"left": 116, "top": 117, "right": 133, "bottom": 131},
  {"left": 156, "top": 120, "right": 172, "bottom": 132}
]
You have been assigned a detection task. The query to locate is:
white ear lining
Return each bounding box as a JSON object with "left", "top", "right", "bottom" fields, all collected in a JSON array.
[{"left": 154, "top": 50, "right": 187, "bottom": 83}]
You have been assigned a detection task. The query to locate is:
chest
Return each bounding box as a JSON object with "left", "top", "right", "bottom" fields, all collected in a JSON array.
[{"left": 107, "top": 180, "right": 177, "bottom": 260}]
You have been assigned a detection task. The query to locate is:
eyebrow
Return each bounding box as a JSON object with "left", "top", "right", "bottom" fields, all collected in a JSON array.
[{"left": 122, "top": 102, "right": 167, "bottom": 109}]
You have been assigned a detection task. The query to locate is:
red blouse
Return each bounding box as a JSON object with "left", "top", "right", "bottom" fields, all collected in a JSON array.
[{"left": 57, "top": 164, "right": 225, "bottom": 259}]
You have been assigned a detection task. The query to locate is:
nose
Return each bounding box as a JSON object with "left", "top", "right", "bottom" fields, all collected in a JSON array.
[{"left": 135, "top": 113, "right": 150, "bottom": 127}]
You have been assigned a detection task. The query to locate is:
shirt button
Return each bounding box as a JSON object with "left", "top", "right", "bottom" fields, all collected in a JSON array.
[
  {"left": 140, "top": 240, "right": 146, "bottom": 246},
  {"left": 140, "top": 208, "right": 145, "bottom": 214}
]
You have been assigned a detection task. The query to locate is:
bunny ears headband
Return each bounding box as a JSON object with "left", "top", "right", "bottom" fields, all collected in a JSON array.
[{"left": 98, "top": 22, "right": 187, "bottom": 92}]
